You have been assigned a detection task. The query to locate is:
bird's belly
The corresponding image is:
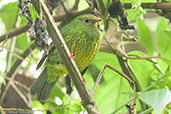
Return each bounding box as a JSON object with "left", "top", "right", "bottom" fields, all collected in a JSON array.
[{"left": 74, "top": 46, "right": 98, "bottom": 72}]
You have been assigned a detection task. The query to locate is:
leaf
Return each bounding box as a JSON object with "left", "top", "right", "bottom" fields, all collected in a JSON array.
[
  {"left": 85, "top": 52, "right": 132, "bottom": 113},
  {"left": 0, "top": 19, "right": 5, "bottom": 35},
  {"left": 50, "top": 83, "right": 65, "bottom": 100},
  {"left": 131, "top": 1, "right": 146, "bottom": 17},
  {"left": 15, "top": 33, "right": 28, "bottom": 50},
  {"left": 32, "top": 100, "right": 46, "bottom": 114},
  {"left": 129, "top": 51, "right": 156, "bottom": 89},
  {"left": 0, "top": 72, "right": 6, "bottom": 85},
  {"left": 44, "top": 101, "right": 64, "bottom": 114},
  {"left": 136, "top": 18, "right": 154, "bottom": 55},
  {"left": 67, "top": 104, "right": 82, "bottom": 113},
  {"left": 155, "top": 17, "right": 167, "bottom": 34},
  {"left": 0, "top": 2, "right": 18, "bottom": 30},
  {"left": 139, "top": 87, "right": 171, "bottom": 114},
  {"left": 155, "top": 19, "right": 171, "bottom": 59}
]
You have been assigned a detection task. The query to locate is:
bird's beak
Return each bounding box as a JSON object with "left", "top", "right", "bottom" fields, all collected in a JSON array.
[{"left": 94, "top": 18, "right": 102, "bottom": 23}]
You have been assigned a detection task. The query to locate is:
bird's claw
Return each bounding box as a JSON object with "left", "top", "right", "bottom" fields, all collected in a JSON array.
[
  {"left": 82, "top": 76, "right": 86, "bottom": 83},
  {"left": 70, "top": 53, "right": 75, "bottom": 59}
]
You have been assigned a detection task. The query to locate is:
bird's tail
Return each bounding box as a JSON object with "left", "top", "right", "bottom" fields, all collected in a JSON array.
[{"left": 30, "top": 67, "right": 57, "bottom": 101}]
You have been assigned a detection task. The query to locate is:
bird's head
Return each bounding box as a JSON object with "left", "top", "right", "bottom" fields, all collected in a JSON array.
[{"left": 72, "top": 14, "right": 102, "bottom": 28}]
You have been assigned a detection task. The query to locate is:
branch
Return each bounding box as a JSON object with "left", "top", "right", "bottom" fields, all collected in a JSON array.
[
  {"left": 0, "top": 8, "right": 92, "bottom": 43},
  {"left": 0, "top": 24, "right": 30, "bottom": 42},
  {"left": 91, "top": 64, "right": 136, "bottom": 113},
  {"left": 72, "top": 0, "right": 80, "bottom": 10},
  {"left": 0, "top": 43, "right": 36, "bottom": 104},
  {"left": 0, "top": 106, "right": 5, "bottom": 114},
  {"left": 0, "top": 2, "right": 170, "bottom": 43},
  {"left": 32, "top": 0, "right": 100, "bottom": 113},
  {"left": 124, "top": 2, "right": 171, "bottom": 10}
]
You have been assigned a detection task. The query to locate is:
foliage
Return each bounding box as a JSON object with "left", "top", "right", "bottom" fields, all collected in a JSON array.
[{"left": 0, "top": 0, "right": 171, "bottom": 114}]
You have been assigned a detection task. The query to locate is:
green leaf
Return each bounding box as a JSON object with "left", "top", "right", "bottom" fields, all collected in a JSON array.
[
  {"left": 136, "top": 18, "right": 154, "bottom": 55},
  {"left": 50, "top": 83, "right": 65, "bottom": 100},
  {"left": 0, "top": 19, "right": 5, "bottom": 35},
  {"left": 67, "top": 104, "right": 82, "bottom": 113},
  {"left": 44, "top": 102, "right": 65, "bottom": 114},
  {"left": 129, "top": 51, "right": 156, "bottom": 89},
  {"left": 0, "top": 2, "right": 18, "bottom": 30},
  {"left": 155, "top": 17, "right": 167, "bottom": 34},
  {"left": 32, "top": 100, "right": 46, "bottom": 114},
  {"left": 0, "top": 72, "right": 6, "bottom": 85},
  {"left": 155, "top": 19, "right": 171, "bottom": 59},
  {"left": 131, "top": 1, "right": 146, "bottom": 17},
  {"left": 15, "top": 33, "right": 28, "bottom": 50},
  {"left": 86, "top": 52, "right": 133, "bottom": 113},
  {"left": 139, "top": 87, "right": 171, "bottom": 113}
]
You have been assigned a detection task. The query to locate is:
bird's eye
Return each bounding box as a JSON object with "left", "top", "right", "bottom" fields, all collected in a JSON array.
[{"left": 85, "top": 18, "right": 89, "bottom": 23}]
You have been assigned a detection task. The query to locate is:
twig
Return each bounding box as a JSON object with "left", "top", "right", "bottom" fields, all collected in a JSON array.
[
  {"left": 124, "top": 2, "right": 171, "bottom": 10},
  {"left": 139, "top": 107, "right": 153, "bottom": 114},
  {"left": 91, "top": 64, "right": 136, "bottom": 113},
  {"left": 0, "top": 33, "right": 8, "bottom": 52},
  {"left": 10, "top": 81, "right": 30, "bottom": 107},
  {"left": 0, "top": 43, "right": 36, "bottom": 104},
  {"left": 59, "top": 0, "right": 68, "bottom": 14},
  {"left": 0, "top": 2, "right": 171, "bottom": 43},
  {"left": 127, "top": 56, "right": 163, "bottom": 60},
  {"left": 0, "top": 8, "right": 92, "bottom": 43},
  {"left": 0, "top": 24, "right": 31, "bottom": 42},
  {"left": 111, "top": 98, "right": 134, "bottom": 114},
  {"left": 0, "top": 105, "right": 5, "bottom": 114},
  {"left": 72, "top": 0, "right": 80, "bottom": 10},
  {"left": 33, "top": 0, "right": 100, "bottom": 114},
  {"left": 4, "top": 76, "right": 30, "bottom": 92},
  {"left": 5, "top": 48, "right": 25, "bottom": 60},
  {"left": 86, "top": 0, "right": 99, "bottom": 15},
  {"left": 128, "top": 55, "right": 166, "bottom": 74},
  {"left": 1, "top": 104, "right": 68, "bottom": 113},
  {"left": 91, "top": 65, "right": 105, "bottom": 95}
]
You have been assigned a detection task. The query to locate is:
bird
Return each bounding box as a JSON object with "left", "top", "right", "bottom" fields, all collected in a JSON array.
[{"left": 30, "top": 14, "right": 102, "bottom": 101}]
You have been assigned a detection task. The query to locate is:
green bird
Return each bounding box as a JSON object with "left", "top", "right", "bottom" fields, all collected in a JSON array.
[{"left": 30, "top": 14, "right": 101, "bottom": 101}]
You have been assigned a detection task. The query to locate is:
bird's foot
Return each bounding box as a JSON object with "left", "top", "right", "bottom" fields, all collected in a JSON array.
[
  {"left": 70, "top": 53, "right": 75, "bottom": 59},
  {"left": 82, "top": 76, "right": 86, "bottom": 83}
]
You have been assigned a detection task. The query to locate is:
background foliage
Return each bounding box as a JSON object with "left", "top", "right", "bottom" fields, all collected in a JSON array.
[{"left": 0, "top": 0, "right": 171, "bottom": 114}]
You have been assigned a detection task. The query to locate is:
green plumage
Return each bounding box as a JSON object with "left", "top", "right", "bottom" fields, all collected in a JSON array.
[{"left": 30, "top": 14, "right": 100, "bottom": 101}]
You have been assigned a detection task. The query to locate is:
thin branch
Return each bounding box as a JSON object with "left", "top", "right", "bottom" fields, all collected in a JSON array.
[
  {"left": 59, "top": 0, "right": 69, "bottom": 14},
  {"left": 0, "top": 8, "right": 92, "bottom": 43},
  {"left": 139, "top": 107, "right": 153, "bottom": 114},
  {"left": 1, "top": 104, "right": 69, "bottom": 113},
  {"left": 127, "top": 55, "right": 163, "bottom": 60},
  {"left": 91, "top": 65, "right": 105, "bottom": 95},
  {"left": 5, "top": 48, "right": 25, "bottom": 60},
  {"left": 0, "top": 43, "right": 36, "bottom": 104},
  {"left": 10, "top": 81, "right": 30, "bottom": 107},
  {"left": 72, "top": 0, "right": 80, "bottom": 10},
  {"left": 111, "top": 98, "right": 133, "bottom": 114},
  {"left": 0, "top": 24, "right": 30, "bottom": 42},
  {"left": 0, "top": 2, "right": 170, "bottom": 43},
  {"left": 4, "top": 76, "right": 30, "bottom": 92},
  {"left": 54, "top": 8, "right": 92, "bottom": 22},
  {"left": 32, "top": 0, "right": 100, "bottom": 114},
  {"left": 124, "top": 2, "right": 171, "bottom": 10},
  {"left": 85, "top": 0, "right": 99, "bottom": 15},
  {"left": 128, "top": 55, "right": 167, "bottom": 74},
  {"left": 91, "top": 64, "right": 137, "bottom": 114},
  {"left": 0, "top": 106, "right": 5, "bottom": 114}
]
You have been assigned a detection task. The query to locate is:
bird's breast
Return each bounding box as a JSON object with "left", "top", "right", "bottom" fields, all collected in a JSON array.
[{"left": 70, "top": 35, "right": 100, "bottom": 72}]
